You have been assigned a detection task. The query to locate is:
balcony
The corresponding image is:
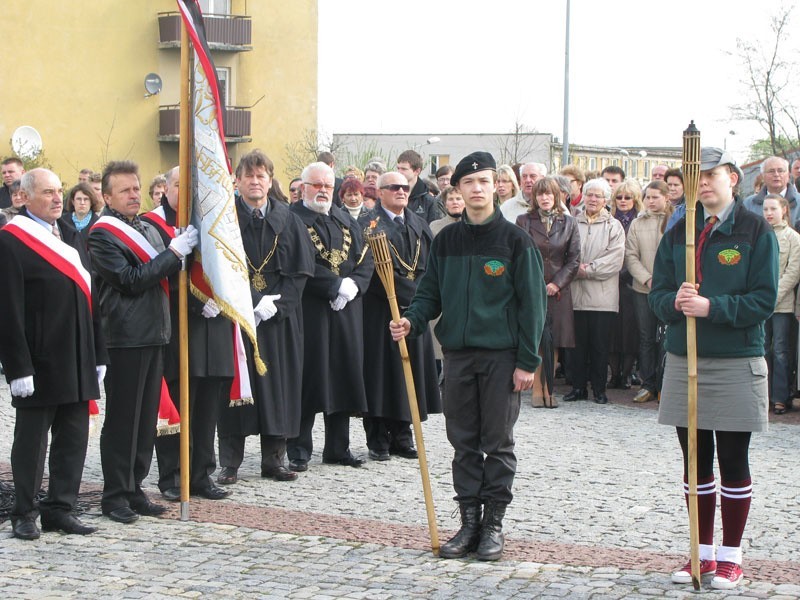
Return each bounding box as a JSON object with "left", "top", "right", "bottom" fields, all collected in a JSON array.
[
  {"left": 158, "top": 105, "right": 252, "bottom": 143},
  {"left": 158, "top": 12, "right": 252, "bottom": 52}
]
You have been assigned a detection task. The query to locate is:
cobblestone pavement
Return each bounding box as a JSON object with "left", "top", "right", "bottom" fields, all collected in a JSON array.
[{"left": 1, "top": 381, "right": 799, "bottom": 598}]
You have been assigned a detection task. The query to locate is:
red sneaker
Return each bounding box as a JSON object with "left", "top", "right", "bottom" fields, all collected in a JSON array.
[
  {"left": 711, "top": 561, "right": 744, "bottom": 590},
  {"left": 671, "top": 558, "right": 716, "bottom": 584}
]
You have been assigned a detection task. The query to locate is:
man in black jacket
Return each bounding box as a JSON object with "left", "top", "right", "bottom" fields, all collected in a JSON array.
[
  {"left": 396, "top": 149, "right": 442, "bottom": 223},
  {"left": 88, "top": 160, "right": 198, "bottom": 524},
  {"left": 0, "top": 168, "right": 108, "bottom": 539}
]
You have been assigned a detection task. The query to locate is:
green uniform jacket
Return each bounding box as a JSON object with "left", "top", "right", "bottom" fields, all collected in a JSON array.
[
  {"left": 403, "top": 209, "right": 547, "bottom": 372},
  {"left": 649, "top": 198, "right": 778, "bottom": 358}
]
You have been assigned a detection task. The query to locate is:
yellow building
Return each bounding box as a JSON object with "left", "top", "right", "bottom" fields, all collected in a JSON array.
[
  {"left": 0, "top": 1, "right": 317, "bottom": 191},
  {"left": 552, "top": 143, "right": 682, "bottom": 185}
]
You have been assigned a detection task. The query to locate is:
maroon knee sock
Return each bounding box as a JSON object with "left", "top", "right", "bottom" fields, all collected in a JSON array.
[
  {"left": 684, "top": 475, "right": 716, "bottom": 546},
  {"left": 720, "top": 478, "right": 752, "bottom": 548}
]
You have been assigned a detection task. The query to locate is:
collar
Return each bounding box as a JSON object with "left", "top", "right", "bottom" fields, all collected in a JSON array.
[{"left": 25, "top": 209, "right": 56, "bottom": 232}]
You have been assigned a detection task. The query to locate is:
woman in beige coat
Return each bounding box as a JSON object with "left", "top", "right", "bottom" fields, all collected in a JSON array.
[
  {"left": 625, "top": 181, "right": 673, "bottom": 403},
  {"left": 564, "top": 178, "right": 626, "bottom": 404},
  {"left": 762, "top": 194, "right": 800, "bottom": 414}
]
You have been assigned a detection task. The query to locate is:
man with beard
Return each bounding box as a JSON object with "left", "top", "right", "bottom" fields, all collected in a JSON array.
[
  {"left": 358, "top": 172, "right": 440, "bottom": 461},
  {"left": 143, "top": 167, "right": 232, "bottom": 501},
  {"left": 216, "top": 151, "right": 315, "bottom": 484},
  {"left": 287, "top": 161, "right": 374, "bottom": 471}
]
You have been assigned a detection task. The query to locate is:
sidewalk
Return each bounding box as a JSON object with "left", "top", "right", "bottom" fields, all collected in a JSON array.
[{"left": 1, "top": 382, "right": 799, "bottom": 598}]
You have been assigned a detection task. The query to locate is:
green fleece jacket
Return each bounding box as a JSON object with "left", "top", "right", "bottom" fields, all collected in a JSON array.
[
  {"left": 649, "top": 198, "right": 778, "bottom": 357},
  {"left": 403, "top": 209, "right": 547, "bottom": 372}
]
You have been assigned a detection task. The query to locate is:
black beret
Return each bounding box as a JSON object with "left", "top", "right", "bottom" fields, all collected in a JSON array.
[{"left": 450, "top": 151, "right": 496, "bottom": 186}]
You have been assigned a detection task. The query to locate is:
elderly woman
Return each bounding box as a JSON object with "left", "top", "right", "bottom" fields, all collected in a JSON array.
[
  {"left": 339, "top": 177, "right": 369, "bottom": 220},
  {"left": 496, "top": 164, "right": 520, "bottom": 205},
  {"left": 608, "top": 179, "right": 643, "bottom": 390},
  {"left": 429, "top": 186, "right": 464, "bottom": 236},
  {"left": 1, "top": 180, "right": 25, "bottom": 223},
  {"left": 560, "top": 165, "right": 586, "bottom": 215},
  {"left": 65, "top": 182, "right": 103, "bottom": 236},
  {"left": 564, "top": 178, "right": 626, "bottom": 404},
  {"left": 625, "top": 180, "right": 673, "bottom": 403},
  {"left": 517, "top": 177, "right": 581, "bottom": 407}
]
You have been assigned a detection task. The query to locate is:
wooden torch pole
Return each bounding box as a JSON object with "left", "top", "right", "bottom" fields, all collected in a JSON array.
[
  {"left": 366, "top": 230, "right": 440, "bottom": 555},
  {"left": 682, "top": 121, "right": 702, "bottom": 589}
]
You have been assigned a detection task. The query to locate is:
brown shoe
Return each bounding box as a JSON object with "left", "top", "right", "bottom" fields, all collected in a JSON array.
[{"left": 633, "top": 389, "right": 654, "bottom": 403}]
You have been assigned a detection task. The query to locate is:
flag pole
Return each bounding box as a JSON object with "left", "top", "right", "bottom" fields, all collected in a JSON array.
[{"left": 178, "top": 17, "right": 192, "bottom": 521}]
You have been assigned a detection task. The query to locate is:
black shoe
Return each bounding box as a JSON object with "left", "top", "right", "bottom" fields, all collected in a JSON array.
[
  {"left": 261, "top": 465, "right": 299, "bottom": 481},
  {"left": 368, "top": 449, "right": 391, "bottom": 461},
  {"left": 439, "top": 501, "right": 482, "bottom": 559},
  {"left": 192, "top": 483, "right": 231, "bottom": 499},
  {"left": 41, "top": 512, "right": 97, "bottom": 535},
  {"left": 594, "top": 392, "right": 609, "bottom": 404},
  {"left": 390, "top": 446, "right": 418, "bottom": 459},
  {"left": 630, "top": 373, "right": 642, "bottom": 386},
  {"left": 608, "top": 375, "right": 621, "bottom": 389},
  {"left": 563, "top": 388, "right": 587, "bottom": 402},
  {"left": 162, "top": 487, "right": 181, "bottom": 502},
  {"left": 216, "top": 467, "right": 238, "bottom": 485},
  {"left": 103, "top": 507, "right": 139, "bottom": 524},
  {"left": 12, "top": 517, "right": 40, "bottom": 540},
  {"left": 288, "top": 460, "right": 308, "bottom": 472},
  {"left": 322, "top": 452, "right": 364, "bottom": 468},
  {"left": 130, "top": 499, "right": 167, "bottom": 517},
  {"left": 476, "top": 501, "right": 507, "bottom": 561}
]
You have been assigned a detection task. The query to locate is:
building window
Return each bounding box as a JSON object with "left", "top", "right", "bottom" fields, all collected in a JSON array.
[
  {"left": 644, "top": 162, "right": 650, "bottom": 178},
  {"left": 200, "top": 0, "right": 230, "bottom": 15},
  {"left": 590, "top": 157, "right": 597, "bottom": 170},
  {"left": 216, "top": 67, "right": 230, "bottom": 106}
]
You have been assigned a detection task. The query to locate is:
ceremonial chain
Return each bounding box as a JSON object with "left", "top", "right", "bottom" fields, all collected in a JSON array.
[
  {"left": 247, "top": 234, "right": 279, "bottom": 292},
  {"left": 308, "top": 225, "right": 351, "bottom": 274},
  {"left": 388, "top": 238, "right": 421, "bottom": 280}
]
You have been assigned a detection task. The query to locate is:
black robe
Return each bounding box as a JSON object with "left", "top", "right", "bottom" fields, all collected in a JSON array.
[
  {"left": 290, "top": 201, "right": 374, "bottom": 415},
  {"left": 218, "top": 197, "right": 315, "bottom": 437},
  {"left": 358, "top": 206, "right": 441, "bottom": 421}
]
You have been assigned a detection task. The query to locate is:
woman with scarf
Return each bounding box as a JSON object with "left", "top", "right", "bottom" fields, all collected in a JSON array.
[
  {"left": 608, "top": 179, "right": 643, "bottom": 391},
  {"left": 517, "top": 177, "right": 581, "bottom": 407},
  {"left": 65, "top": 182, "right": 103, "bottom": 240}
]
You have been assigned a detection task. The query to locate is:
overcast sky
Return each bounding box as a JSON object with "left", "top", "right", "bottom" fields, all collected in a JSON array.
[{"left": 318, "top": 0, "right": 800, "bottom": 163}]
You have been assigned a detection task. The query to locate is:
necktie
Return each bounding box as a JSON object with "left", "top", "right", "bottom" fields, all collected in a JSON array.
[
  {"left": 252, "top": 209, "right": 263, "bottom": 228},
  {"left": 695, "top": 215, "right": 718, "bottom": 284},
  {"left": 52, "top": 224, "right": 61, "bottom": 239},
  {"left": 395, "top": 215, "right": 405, "bottom": 226}
]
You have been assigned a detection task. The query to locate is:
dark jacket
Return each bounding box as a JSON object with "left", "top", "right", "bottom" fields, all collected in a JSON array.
[
  {"left": 650, "top": 198, "right": 778, "bottom": 358},
  {"left": 88, "top": 209, "right": 182, "bottom": 348},
  {"left": 743, "top": 183, "right": 800, "bottom": 224},
  {"left": 408, "top": 178, "right": 443, "bottom": 224},
  {"left": 0, "top": 211, "right": 108, "bottom": 407}
]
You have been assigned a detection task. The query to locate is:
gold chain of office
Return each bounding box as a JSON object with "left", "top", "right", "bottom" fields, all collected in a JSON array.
[
  {"left": 246, "top": 234, "right": 279, "bottom": 292},
  {"left": 388, "top": 239, "right": 421, "bottom": 280},
  {"left": 307, "top": 226, "right": 351, "bottom": 275}
]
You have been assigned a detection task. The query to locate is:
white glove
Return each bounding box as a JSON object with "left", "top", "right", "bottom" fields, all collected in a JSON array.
[
  {"left": 254, "top": 294, "right": 281, "bottom": 324},
  {"left": 330, "top": 294, "right": 348, "bottom": 311},
  {"left": 202, "top": 298, "right": 221, "bottom": 319},
  {"left": 168, "top": 224, "right": 199, "bottom": 258},
  {"left": 338, "top": 277, "right": 358, "bottom": 302},
  {"left": 96, "top": 365, "right": 107, "bottom": 388},
  {"left": 10, "top": 376, "right": 34, "bottom": 398}
]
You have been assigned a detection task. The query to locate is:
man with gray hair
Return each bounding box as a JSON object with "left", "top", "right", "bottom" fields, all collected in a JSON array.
[
  {"left": 287, "top": 162, "right": 374, "bottom": 471},
  {"left": 743, "top": 156, "right": 800, "bottom": 224},
  {"left": 500, "top": 162, "right": 547, "bottom": 223}
]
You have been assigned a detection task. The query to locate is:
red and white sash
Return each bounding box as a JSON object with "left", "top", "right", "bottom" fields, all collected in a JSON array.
[
  {"left": 3, "top": 216, "right": 92, "bottom": 311},
  {"left": 142, "top": 206, "right": 177, "bottom": 240},
  {"left": 91, "top": 215, "right": 169, "bottom": 297}
]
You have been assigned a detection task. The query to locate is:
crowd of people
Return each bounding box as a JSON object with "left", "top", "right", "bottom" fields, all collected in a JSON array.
[{"left": 0, "top": 146, "right": 793, "bottom": 589}]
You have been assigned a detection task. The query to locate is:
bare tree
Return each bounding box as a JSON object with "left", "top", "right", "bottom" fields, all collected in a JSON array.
[
  {"left": 283, "top": 128, "right": 345, "bottom": 177},
  {"left": 732, "top": 7, "right": 800, "bottom": 159},
  {"left": 492, "top": 120, "right": 547, "bottom": 166}
]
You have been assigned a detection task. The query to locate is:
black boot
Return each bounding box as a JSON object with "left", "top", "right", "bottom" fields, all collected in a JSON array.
[
  {"left": 439, "top": 501, "right": 482, "bottom": 559},
  {"left": 476, "top": 500, "right": 507, "bottom": 561},
  {"left": 563, "top": 388, "right": 587, "bottom": 402}
]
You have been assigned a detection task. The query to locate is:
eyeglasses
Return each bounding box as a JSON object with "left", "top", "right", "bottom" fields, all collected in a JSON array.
[
  {"left": 304, "top": 182, "right": 334, "bottom": 191},
  {"left": 380, "top": 184, "right": 410, "bottom": 192},
  {"left": 765, "top": 169, "right": 787, "bottom": 175},
  {"left": 615, "top": 195, "right": 633, "bottom": 200},
  {"left": 289, "top": 186, "right": 299, "bottom": 193}
]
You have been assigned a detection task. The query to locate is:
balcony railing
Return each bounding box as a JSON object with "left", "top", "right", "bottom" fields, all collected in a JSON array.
[
  {"left": 158, "top": 12, "right": 252, "bottom": 51},
  {"left": 158, "top": 105, "right": 252, "bottom": 143}
]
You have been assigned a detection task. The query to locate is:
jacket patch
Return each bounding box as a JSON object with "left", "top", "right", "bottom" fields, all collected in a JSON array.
[
  {"left": 483, "top": 260, "right": 506, "bottom": 276},
  {"left": 717, "top": 248, "right": 741, "bottom": 265}
]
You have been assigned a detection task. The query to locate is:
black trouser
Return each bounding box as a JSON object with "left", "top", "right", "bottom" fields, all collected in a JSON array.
[
  {"left": 218, "top": 434, "right": 288, "bottom": 472},
  {"left": 443, "top": 349, "right": 520, "bottom": 504},
  {"left": 155, "top": 376, "right": 231, "bottom": 491},
  {"left": 363, "top": 417, "right": 413, "bottom": 453},
  {"left": 101, "top": 345, "right": 163, "bottom": 512},
  {"left": 12, "top": 402, "right": 89, "bottom": 520},
  {"left": 287, "top": 411, "right": 351, "bottom": 463},
  {"left": 632, "top": 292, "right": 661, "bottom": 393},
  {"left": 568, "top": 310, "right": 615, "bottom": 394}
]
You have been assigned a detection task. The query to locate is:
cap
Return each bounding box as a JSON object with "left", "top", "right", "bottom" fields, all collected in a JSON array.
[
  {"left": 700, "top": 147, "right": 743, "bottom": 181},
  {"left": 450, "top": 151, "right": 496, "bottom": 187}
]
